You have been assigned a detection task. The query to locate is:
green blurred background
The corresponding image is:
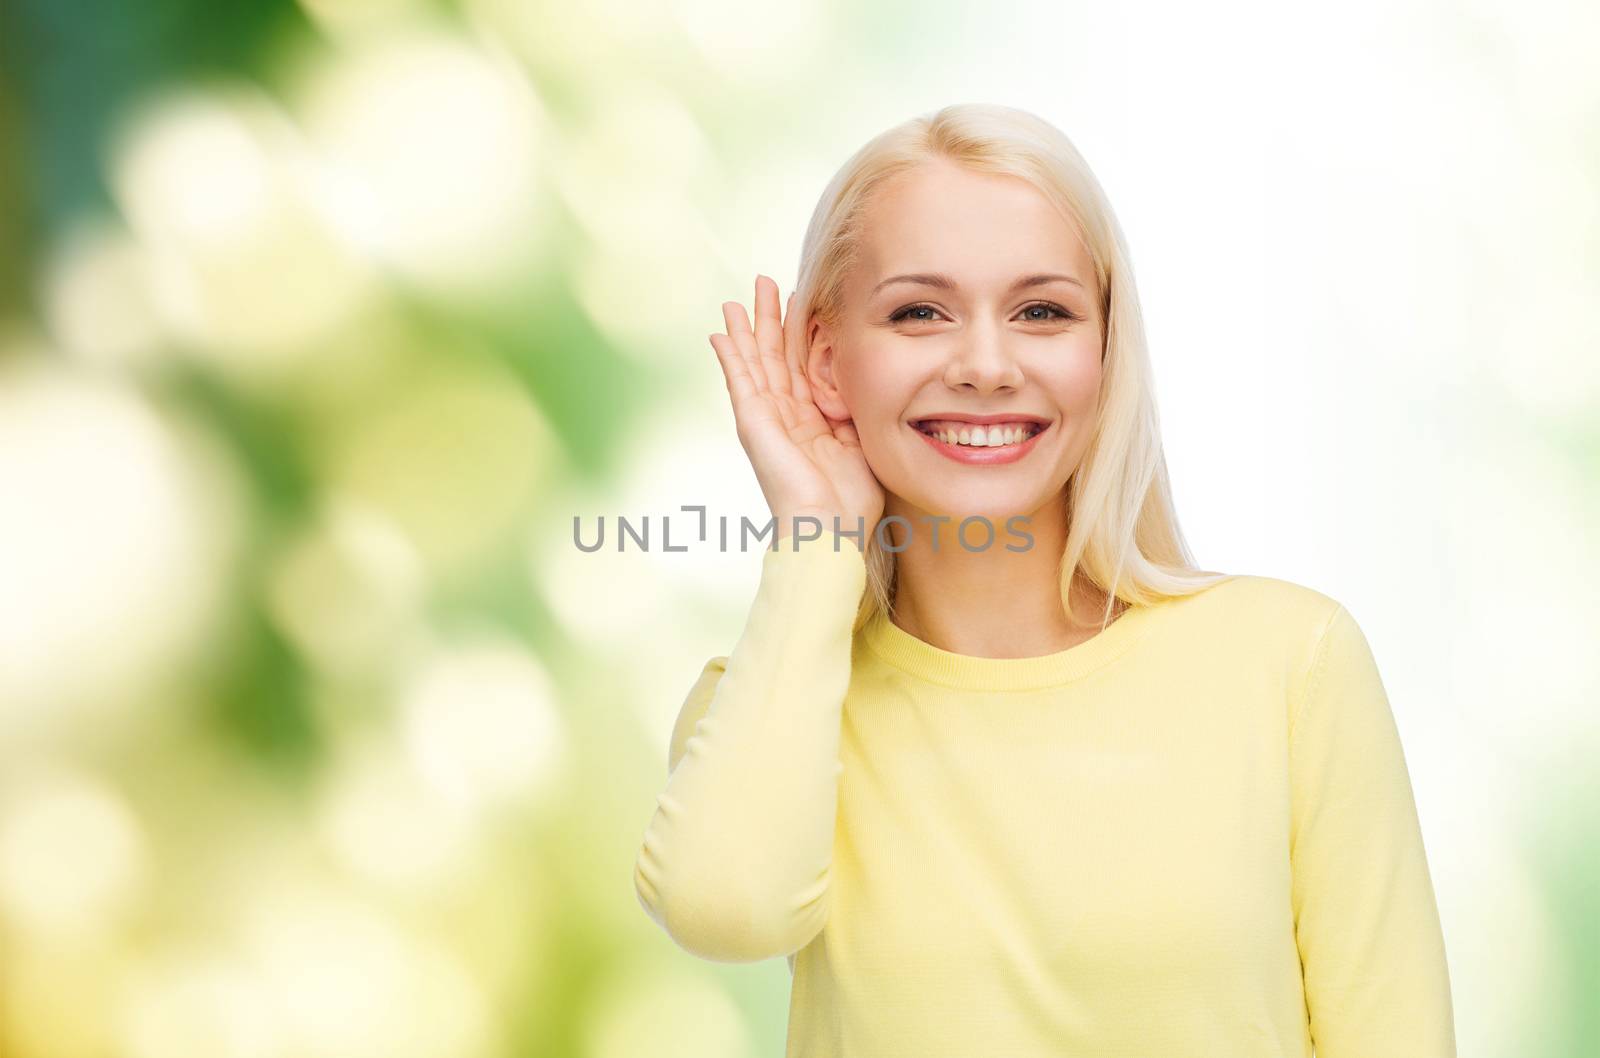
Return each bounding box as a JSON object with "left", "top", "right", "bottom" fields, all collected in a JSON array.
[{"left": 0, "top": 1, "right": 1594, "bottom": 1055}]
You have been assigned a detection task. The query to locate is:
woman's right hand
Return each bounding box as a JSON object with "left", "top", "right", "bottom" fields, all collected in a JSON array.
[{"left": 709, "top": 274, "right": 885, "bottom": 548}]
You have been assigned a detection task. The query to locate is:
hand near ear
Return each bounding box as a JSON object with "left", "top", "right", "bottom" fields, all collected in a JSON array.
[{"left": 710, "top": 275, "right": 885, "bottom": 548}]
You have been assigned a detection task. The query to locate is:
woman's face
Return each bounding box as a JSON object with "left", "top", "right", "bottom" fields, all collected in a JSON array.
[{"left": 807, "top": 158, "right": 1106, "bottom": 535}]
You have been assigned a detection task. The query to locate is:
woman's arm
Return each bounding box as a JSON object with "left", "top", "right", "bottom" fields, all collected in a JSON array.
[
  {"left": 1289, "top": 603, "right": 1457, "bottom": 1057},
  {"left": 632, "top": 532, "right": 866, "bottom": 963}
]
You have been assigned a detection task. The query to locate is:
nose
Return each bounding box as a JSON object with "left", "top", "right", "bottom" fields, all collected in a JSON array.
[{"left": 942, "top": 319, "right": 1025, "bottom": 394}]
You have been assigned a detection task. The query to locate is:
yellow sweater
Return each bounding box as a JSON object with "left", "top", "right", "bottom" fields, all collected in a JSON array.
[{"left": 633, "top": 534, "right": 1456, "bottom": 1057}]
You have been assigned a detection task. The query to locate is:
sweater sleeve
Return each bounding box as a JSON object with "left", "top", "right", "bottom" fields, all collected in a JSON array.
[
  {"left": 632, "top": 533, "right": 866, "bottom": 963},
  {"left": 1288, "top": 603, "right": 1457, "bottom": 1057}
]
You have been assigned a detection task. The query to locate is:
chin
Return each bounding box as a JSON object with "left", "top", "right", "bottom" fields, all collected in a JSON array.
[{"left": 885, "top": 486, "right": 1045, "bottom": 541}]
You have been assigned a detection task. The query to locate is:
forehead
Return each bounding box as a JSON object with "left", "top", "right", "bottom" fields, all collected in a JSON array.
[{"left": 855, "top": 160, "right": 1091, "bottom": 282}]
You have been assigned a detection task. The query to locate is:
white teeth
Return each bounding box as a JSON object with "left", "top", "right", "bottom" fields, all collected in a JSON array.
[{"left": 921, "top": 422, "right": 1038, "bottom": 448}]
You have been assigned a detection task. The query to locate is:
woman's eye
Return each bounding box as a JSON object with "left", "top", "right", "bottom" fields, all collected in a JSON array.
[
  {"left": 889, "top": 302, "right": 1078, "bottom": 324},
  {"left": 1019, "top": 302, "right": 1075, "bottom": 322},
  {"left": 889, "top": 303, "right": 940, "bottom": 323}
]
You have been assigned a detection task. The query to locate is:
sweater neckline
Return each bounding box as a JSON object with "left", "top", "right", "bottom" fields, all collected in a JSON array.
[{"left": 861, "top": 597, "right": 1165, "bottom": 692}]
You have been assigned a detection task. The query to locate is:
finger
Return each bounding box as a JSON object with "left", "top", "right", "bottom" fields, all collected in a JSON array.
[
  {"left": 784, "top": 290, "right": 815, "bottom": 409},
  {"left": 753, "top": 275, "right": 790, "bottom": 397},
  {"left": 723, "top": 298, "right": 778, "bottom": 397},
  {"left": 721, "top": 301, "right": 761, "bottom": 393},
  {"left": 709, "top": 332, "right": 759, "bottom": 406}
]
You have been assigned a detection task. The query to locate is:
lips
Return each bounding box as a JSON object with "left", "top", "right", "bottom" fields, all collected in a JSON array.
[
  {"left": 909, "top": 418, "right": 1050, "bottom": 465},
  {"left": 908, "top": 412, "right": 1052, "bottom": 427}
]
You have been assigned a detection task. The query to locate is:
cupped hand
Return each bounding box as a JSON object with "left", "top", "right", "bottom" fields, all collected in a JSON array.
[{"left": 709, "top": 275, "right": 885, "bottom": 547}]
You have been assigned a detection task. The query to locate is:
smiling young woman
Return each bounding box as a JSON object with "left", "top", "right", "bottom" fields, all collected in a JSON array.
[{"left": 633, "top": 103, "right": 1456, "bottom": 1058}]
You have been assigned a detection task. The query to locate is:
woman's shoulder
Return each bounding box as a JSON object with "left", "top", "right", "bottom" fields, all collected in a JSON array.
[
  {"left": 1192, "top": 571, "right": 1341, "bottom": 613},
  {"left": 1150, "top": 574, "right": 1358, "bottom": 715},
  {"left": 1158, "top": 571, "right": 1346, "bottom": 649}
]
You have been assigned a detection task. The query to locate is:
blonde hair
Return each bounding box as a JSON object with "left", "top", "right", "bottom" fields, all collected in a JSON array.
[{"left": 790, "top": 102, "right": 1232, "bottom": 634}]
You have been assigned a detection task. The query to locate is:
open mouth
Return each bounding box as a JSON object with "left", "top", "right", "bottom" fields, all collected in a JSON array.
[{"left": 910, "top": 419, "right": 1049, "bottom": 450}]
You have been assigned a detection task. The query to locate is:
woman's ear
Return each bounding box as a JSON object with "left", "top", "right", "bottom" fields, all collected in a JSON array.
[{"left": 805, "top": 321, "right": 851, "bottom": 421}]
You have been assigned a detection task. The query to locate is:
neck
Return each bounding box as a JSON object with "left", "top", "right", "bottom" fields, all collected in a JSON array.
[{"left": 882, "top": 496, "right": 1122, "bottom": 660}]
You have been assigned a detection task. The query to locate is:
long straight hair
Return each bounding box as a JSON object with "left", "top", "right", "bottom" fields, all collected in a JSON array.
[{"left": 791, "top": 103, "right": 1231, "bottom": 635}]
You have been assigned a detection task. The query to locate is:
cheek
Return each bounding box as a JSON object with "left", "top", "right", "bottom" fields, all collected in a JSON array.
[
  {"left": 1043, "top": 337, "right": 1105, "bottom": 407},
  {"left": 834, "top": 347, "right": 911, "bottom": 426}
]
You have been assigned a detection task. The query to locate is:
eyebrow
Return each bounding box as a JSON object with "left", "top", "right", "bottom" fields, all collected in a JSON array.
[{"left": 870, "top": 272, "right": 1085, "bottom": 296}]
